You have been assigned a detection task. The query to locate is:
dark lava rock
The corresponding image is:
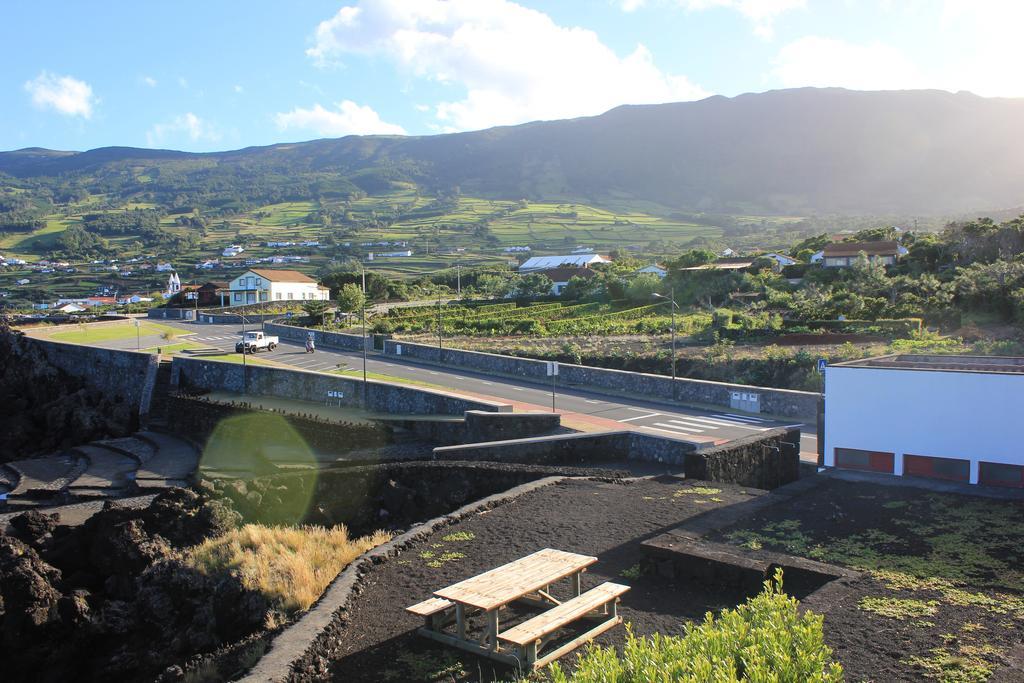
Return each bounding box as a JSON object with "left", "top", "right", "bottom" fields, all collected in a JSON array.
[
  {"left": 0, "top": 535, "right": 62, "bottom": 639},
  {"left": 9, "top": 510, "right": 59, "bottom": 549}
]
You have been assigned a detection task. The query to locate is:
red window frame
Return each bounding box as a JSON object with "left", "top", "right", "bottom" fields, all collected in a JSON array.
[
  {"left": 978, "top": 461, "right": 1024, "bottom": 488},
  {"left": 903, "top": 454, "right": 970, "bottom": 482},
  {"left": 834, "top": 448, "right": 894, "bottom": 473}
]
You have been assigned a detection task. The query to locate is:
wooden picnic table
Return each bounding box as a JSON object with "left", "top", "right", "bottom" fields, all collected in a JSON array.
[{"left": 409, "top": 548, "right": 626, "bottom": 668}]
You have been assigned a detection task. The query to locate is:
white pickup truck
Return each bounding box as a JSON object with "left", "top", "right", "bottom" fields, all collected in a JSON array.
[{"left": 235, "top": 330, "right": 279, "bottom": 354}]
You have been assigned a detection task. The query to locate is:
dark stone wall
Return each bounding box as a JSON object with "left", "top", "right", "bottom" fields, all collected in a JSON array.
[
  {"left": 146, "top": 308, "right": 196, "bottom": 320},
  {"left": 207, "top": 460, "right": 615, "bottom": 536},
  {"left": 434, "top": 427, "right": 802, "bottom": 489},
  {"left": 381, "top": 410, "right": 562, "bottom": 446},
  {"left": 264, "top": 321, "right": 368, "bottom": 352},
  {"left": 165, "top": 395, "right": 392, "bottom": 454},
  {"left": 684, "top": 427, "right": 801, "bottom": 490},
  {"left": 170, "top": 357, "right": 511, "bottom": 416},
  {"left": 22, "top": 337, "right": 155, "bottom": 413},
  {"left": 384, "top": 339, "right": 820, "bottom": 419}
]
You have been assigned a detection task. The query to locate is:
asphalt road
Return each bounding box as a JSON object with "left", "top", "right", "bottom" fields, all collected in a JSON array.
[{"left": 158, "top": 320, "right": 817, "bottom": 451}]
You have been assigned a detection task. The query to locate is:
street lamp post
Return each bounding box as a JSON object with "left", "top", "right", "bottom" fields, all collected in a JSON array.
[
  {"left": 652, "top": 287, "right": 678, "bottom": 394},
  {"left": 437, "top": 288, "right": 443, "bottom": 352},
  {"left": 361, "top": 299, "right": 368, "bottom": 407}
]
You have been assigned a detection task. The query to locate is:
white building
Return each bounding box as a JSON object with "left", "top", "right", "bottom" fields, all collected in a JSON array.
[
  {"left": 518, "top": 254, "right": 609, "bottom": 272},
  {"left": 371, "top": 250, "right": 413, "bottom": 258},
  {"left": 156, "top": 262, "right": 174, "bottom": 272},
  {"left": 165, "top": 272, "right": 181, "bottom": 298},
  {"left": 824, "top": 355, "right": 1024, "bottom": 487},
  {"left": 227, "top": 269, "right": 329, "bottom": 306},
  {"left": 762, "top": 253, "right": 798, "bottom": 269},
  {"left": 503, "top": 246, "right": 531, "bottom": 253},
  {"left": 222, "top": 244, "right": 245, "bottom": 257}
]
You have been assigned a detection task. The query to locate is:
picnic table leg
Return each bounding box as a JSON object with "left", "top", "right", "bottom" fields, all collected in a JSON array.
[
  {"left": 456, "top": 603, "right": 466, "bottom": 641},
  {"left": 487, "top": 609, "right": 499, "bottom": 651},
  {"left": 572, "top": 571, "right": 582, "bottom": 597}
]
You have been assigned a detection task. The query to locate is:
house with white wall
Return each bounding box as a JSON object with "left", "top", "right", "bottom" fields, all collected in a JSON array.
[
  {"left": 227, "top": 269, "right": 329, "bottom": 306},
  {"left": 518, "top": 254, "right": 609, "bottom": 272},
  {"left": 824, "top": 354, "right": 1024, "bottom": 487}
]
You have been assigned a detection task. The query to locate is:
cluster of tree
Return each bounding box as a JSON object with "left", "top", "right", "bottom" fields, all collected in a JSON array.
[
  {"left": 82, "top": 209, "right": 161, "bottom": 235},
  {"left": 55, "top": 225, "right": 111, "bottom": 258}
]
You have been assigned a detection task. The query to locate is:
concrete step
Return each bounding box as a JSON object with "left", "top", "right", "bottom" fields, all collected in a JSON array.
[
  {"left": 8, "top": 454, "right": 85, "bottom": 496},
  {"left": 96, "top": 437, "right": 156, "bottom": 465},
  {"left": 68, "top": 445, "right": 138, "bottom": 491},
  {"left": 135, "top": 431, "right": 199, "bottom": 483}
]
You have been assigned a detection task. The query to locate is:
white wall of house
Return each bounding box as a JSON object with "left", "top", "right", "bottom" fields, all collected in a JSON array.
[
  {"left": 824, "top": 364, "right": 1023, "bottom": 484},
  {"left": 227, "top": 271, "right": 328, "bottom": 306}
]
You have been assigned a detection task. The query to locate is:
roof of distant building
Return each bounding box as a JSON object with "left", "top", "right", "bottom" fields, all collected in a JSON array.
[
  {"left": 835, "top": 354, "right": 1024, "bottom": 375},
  {"left": 822, "top": 241, "right": 901, "bottom": 258},
  {"left": 538, "top": 266, "right": 599, "bottom": 282},
  {"left": 246, "top": 268, "right": 317, "bottom": 283},
  {"left": 518, "top": 254, "right": 609, "bottom": 271}
]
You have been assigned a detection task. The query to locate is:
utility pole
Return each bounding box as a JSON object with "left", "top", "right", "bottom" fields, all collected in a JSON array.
[
  {"left": 653, "top": 288, "right": 678, "bottom": 399},
  {"left": 240, "top": 310, "right": 247, "bottom": 394},
  {"left": 437, "top": 288, "right": 443, "bottom": 352},
  {"left": 361, "top": 299, "right": 368, "bottom": 407},
  {"left": 456, "top": 264, "right": 461, "bottom": 296}
]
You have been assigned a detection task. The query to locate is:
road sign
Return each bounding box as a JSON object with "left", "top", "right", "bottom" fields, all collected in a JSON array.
[
  {"left": 286, "top": 312, "right": 293, "bottom": 318},
  {"left": 546, "top": 361, "right": 559, "bottom": 376},
  {"left": 134, "top": 318, "right": 141, "bottom": 328},
  {"left": 817, "top": 358, "right": 827, "bottom": 373}
]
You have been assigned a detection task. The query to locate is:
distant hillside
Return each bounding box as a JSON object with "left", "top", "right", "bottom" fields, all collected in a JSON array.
[{"left": 3, "top": 88, "right": 1024, "bottom": 215}]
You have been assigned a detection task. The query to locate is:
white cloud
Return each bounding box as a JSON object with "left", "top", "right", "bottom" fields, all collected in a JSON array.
[
  {"left": 141, "top": 75, "right": 158, "bottom": 87},
  {"left": 24, "top": 71, "right": 96, "bottom": 118},
  {"left": 771, "top": 36, "right": 925, "bottom": 91},
  {"left": 936, "top": 0, "right": 1024, "bottom": 97},
  {"left": 619, "top": 0, "right": 647, "bottom": 12},
  {"left": 274, "top": 100, "right": 407, "bottom": 136},
  {"left": 146, "top": 112, "right": 221, "bottom": 147},
  {"left": 305, "top": 0, "right": 707, "bottom": 132},
  {"left": 682, "top": 0, "right": 805, "bottom": 39},
  {"left": 233, "top": 84, "right": 244, "bottom": 93}
]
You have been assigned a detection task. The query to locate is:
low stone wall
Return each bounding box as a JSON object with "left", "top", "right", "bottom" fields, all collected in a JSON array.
[
  {"left": 263, "top": 321, "right": 368, "bottom": 351},
  {"left": 21, "top": 337, "right": 155, "bottom": 413},
  {"left": 147, "top": 308, "right": 196, "bottom": 320},
  {"left": 165, "top": 395, "right": 392, "bottom": 455},
  {"left": 170, "top": 356, "right": 511, "bottom": 417},
  {"left": 384, "top": 339, "right": 819, "bottom": 419},
  {"left": 380, "top": 410, "right": 562, "bottom": 446},
  {"left": 195, "top": 312, "right": 282, "bottom": 325},
  {"left": 434, "top": 427, "right": 801, "bottom": 489}
]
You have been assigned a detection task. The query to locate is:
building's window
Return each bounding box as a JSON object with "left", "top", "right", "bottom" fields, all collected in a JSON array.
[
  {"left": 275, "top": 292, "right": 282, "bottom": 300},
  {"left": 834, "top": 448, "right": 894, "bottom": 473},
  {"left": 233, "top": 293, "right": 241, "bottom": 302},
  {"left": 255, "top": 278, "right": 262, "bottom": 286},
  {"left": 288, "top": 292, "right": 293, "bottom": 300},
  {"left": 979, "top": 462, "right": 1024, "bottom": 488},
  {"left": 904, "top": 454, "right": 970, "bottom": 482}
]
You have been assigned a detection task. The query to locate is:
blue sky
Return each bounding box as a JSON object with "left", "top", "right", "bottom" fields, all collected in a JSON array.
[{"left": 1, "top": 1, "right": 1019, "bottom": 152}]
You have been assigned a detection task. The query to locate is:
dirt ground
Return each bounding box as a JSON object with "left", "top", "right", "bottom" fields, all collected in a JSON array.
[
  {"left": 709, "top": 478, "right": 1024, "bottom": 682},
  {"left": 326, "top": 476, "right": 760, "bottom": 682}
]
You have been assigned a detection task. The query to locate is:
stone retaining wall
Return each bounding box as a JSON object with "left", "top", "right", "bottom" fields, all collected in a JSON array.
[
  {"left": 384, "top": 339, "right": 819, "bottom": 419},
  {"left": 165, "top": 395, "right": 392, "bottom": 454},
  {"left": 434, "top": 427, "right": 801, "bottom": 489},
  {"left": 22, "top": 337, "right": 155, "bottom": 413},
  {"left": 170, "top": 356, "right": 511, "bottom": 417},
  {"left": 379, "top": 410, "right": 563, "bottom": 446},
  {"left": 263, "top": 321, "right": 369, "bottom": 351},
  {"left": 147, "top": 308, "right": 196, "bottom": 320}
]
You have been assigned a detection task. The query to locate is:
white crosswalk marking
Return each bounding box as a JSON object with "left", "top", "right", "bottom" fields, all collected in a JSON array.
[
  {"left": 668, "top": 418, "right": 718, "bottom": 430},
  {"left": 620, "top": 412, "right": 659, "bottom": 422},
  {"left": 654, "top": 422, "right": 704, "bottom": 433},
  {"left": 716, "top": 413, "right": 768, "bottom": 423}
]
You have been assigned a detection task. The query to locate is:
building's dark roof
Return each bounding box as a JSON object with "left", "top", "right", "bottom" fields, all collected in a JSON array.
[
  {"left": 835, "top": 354, "right": 1024, "bottom": 374},
  {"left": 823, "top": 241, "right": 900, "bottom": 257},
  {"left": 538, "top": 266, "right": 598, "bottom": 282}
]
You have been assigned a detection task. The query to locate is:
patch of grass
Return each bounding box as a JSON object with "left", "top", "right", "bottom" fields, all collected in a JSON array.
[
  {"left": 673, "top": 486, "right": 722, "bottom": 497},
  {"left": 185, "top": 523, "right": 390, "bottom": 614},
  {"left": 441, "top": 531, "right": 475, "bottom": 542},
  {"left": 47, "top": 321, "right": 181, "bottom": 344},
  {"left": 425, "top": 551, "right": 465, "bottom": 569},
  {"left": 904, "top": 646, "right": 993, "bottom": 683},
  {"left": 620, "top": 563, "right": 643, "bottom": 580},
  {"left": 858, "top": 596, "right": 939, "bottom": 620}
]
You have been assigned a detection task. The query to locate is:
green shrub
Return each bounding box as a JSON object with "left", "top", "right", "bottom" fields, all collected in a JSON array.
[{"left": 546, "top": 571, "right": 843, "bottom": 682}]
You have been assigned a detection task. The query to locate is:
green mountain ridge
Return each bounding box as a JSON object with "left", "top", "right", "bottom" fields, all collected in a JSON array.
[{"left": 3, "top": 87, "right": 1024, "bottom": 216}]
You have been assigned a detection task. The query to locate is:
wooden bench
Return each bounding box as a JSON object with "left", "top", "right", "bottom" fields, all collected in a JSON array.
[
  {"left": 499, "top": 582, "right": 630, "bottom": 668},
  {"left": 407, "top": 596, "right": 456, "bottom": 630}
]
